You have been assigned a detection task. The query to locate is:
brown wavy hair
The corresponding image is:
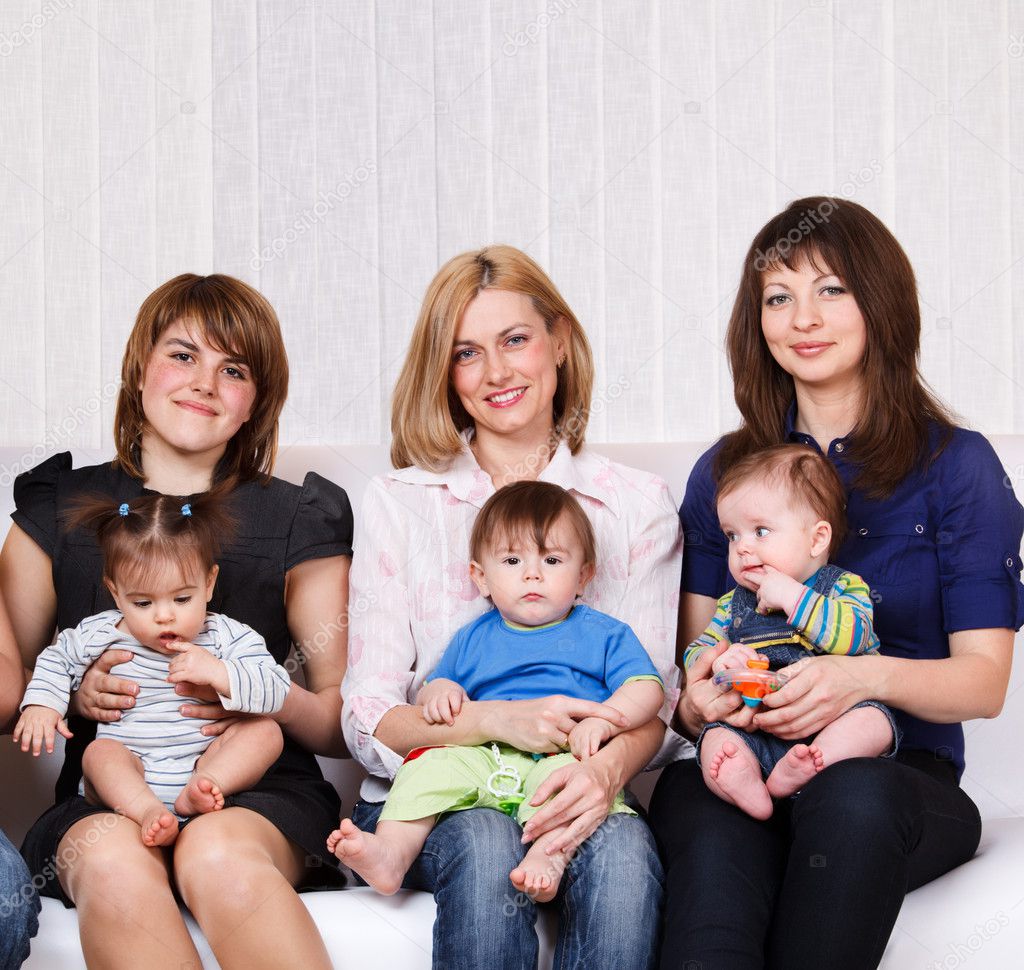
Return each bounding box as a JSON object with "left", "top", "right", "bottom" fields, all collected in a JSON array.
[
  {"left": 717, "top": 197, "right": 954, "bottom": 498},
  {"left": 114, "top": 274, "right": 289, "bottom": 484},
  {"left": 470, "top": 481, "right": 597, "bottom": 565},
  {"left": 716, "top": 444, "right": 848, "bottom": 559},
  {"left": 64, "top": 488, "right": 235, "bottom": 590},
  {"left": 390, "top": 246, "right": 594, "bottom": 471}
]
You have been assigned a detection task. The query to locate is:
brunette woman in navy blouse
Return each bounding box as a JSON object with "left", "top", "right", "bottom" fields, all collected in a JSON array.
[{"left": 650, "top": 197, "right": 1024, "bottom": 970}]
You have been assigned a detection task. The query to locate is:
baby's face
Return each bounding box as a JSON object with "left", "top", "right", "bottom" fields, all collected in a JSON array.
[
  {"left": 717, "top": 478, "right": 829, "bottom": 592},
  {"left": 470, "top": 514, "right": 594, "bottom": 628},
  {"left": 106, "top": 560, "right": 217, "bottom": 654}
]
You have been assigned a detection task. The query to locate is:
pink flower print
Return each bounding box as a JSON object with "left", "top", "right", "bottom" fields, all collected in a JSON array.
[
  {"left": 446, "top": 561, "right": 479, "bottom": 601},
  {"left": 351, "top": 696, "right": 390, "bottom": 729},
  {"left": 379, "top": 551, "right": 398, "bottom": 578},
  {"left": 603, "top": 554, "right": 628, "bottom": 581},
  {"left": 349, "top": 634, "right": 365, "bottom": 667},
  {"left": 629, "top": 539, "right": 656, "bottom": 564},
  {"left": 413, "top": 579, "right": 445, "bottom": 623},
  {"left": 467, "top": 470, "right": 492, "bottom": 504},
  {"left": 593, "top": 466, "right": 617, "bottom": 493}
]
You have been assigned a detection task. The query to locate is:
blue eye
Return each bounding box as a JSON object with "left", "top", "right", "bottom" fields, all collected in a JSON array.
[
  {"left": 506, "top": 334, "right": 527, "bottom": 347},
  {"left": 764, "top": 294, "right": 789, "bottom": 307},
  {"left": 821, "top": 285, "right": 846, "bottom": 296},
  {"left": 755, "top": 526, "right": 770, "bottom": 538},
  {"left": 725, "top": 531, "right": 738, "bottom": 542}
]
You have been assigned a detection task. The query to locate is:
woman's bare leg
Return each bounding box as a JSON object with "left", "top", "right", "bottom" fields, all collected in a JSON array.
[
  {"left": 173, "top": 806, "right": 332, "bottom": 970},
  {"left": 59, "top": 814, "right": 201, "bottom": 970}
]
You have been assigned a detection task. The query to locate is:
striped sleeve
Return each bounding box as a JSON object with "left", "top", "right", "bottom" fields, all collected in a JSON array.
[
  {"left": 682, "top": 591, "right": 734, "bottom": 670},
  {"left": 21, "top": 625, "right": 99, "bottom": 717},
  {"left": 787, "top": 570, "right": 880, "bottom": 656},
  {"left": 214, "top": 616, "right": 292, "bottom": 715}
]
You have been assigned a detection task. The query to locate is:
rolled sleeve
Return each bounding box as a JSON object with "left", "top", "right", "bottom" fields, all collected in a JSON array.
[
  {"left": 938, "top": 433, "right": 1024, "bottom": 633},
  {"left": 341, "top": 477, "right": 419, "bottom": 781}
]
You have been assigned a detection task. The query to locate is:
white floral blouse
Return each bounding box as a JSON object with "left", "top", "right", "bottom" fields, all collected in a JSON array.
[{"left": 342, "top": 434, "right": 687, "bottom": 802}]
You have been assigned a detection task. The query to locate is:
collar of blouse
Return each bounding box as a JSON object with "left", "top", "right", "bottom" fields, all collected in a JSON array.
[{"left": 388, "top": 429, "right": 622, "bottom": 517}]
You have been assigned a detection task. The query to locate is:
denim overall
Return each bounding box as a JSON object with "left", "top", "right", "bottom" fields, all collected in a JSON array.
[
  {"left": 697, "top": 564, "right": 899, "bottom": 776},
  {"left": 728, "top": 563, "right": 846, "bottom": 668}
]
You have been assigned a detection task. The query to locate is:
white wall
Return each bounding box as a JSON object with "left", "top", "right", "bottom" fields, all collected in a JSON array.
[{"left": 2, "top": 0, "right": 1022, "bottom": 467}]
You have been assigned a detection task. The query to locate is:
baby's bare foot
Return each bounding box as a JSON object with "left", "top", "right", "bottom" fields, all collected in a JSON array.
[
  {"left": 765, "top": 743, "right": 824, "bottom": 799},
  {"left": 328, "top": 818, "right": 405, "bottom": 895},
  {"left": 141, "top": 807, "right": 179, "bottom": 848},
  {"left": 510, "top": 843, "right": 569, "bottom": 903},
  {"left": 705, "top": 739, "right": 773, "bottom": 820},
  {"left": 174, "top": 776, "right": 224, "bottom": 817}
]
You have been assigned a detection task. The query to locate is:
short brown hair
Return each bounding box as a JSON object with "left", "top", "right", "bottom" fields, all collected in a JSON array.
[
  {"left": 114, "top": 274, "right": 289, "bottom": 484},
  {"left": 716, "top": 444, "right": 847, "bottom": 558},
  {"left": 390, "top": 246, "right": 595, "bottom": 471},
  {"left": 718, "top": 197, "right": 954, "bottom": 498},
  {"left": 65, "top": 488, "right": 235, "bottom": 591},
  {"left": 470, "top": 481, "right": 596, "bottom": 566}
]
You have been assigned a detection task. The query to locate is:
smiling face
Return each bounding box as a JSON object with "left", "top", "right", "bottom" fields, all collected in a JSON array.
[
  {"left": 450, "top": 288, "right": 566, "bottom": 449},
  {"left": 760, "top": 257, "right": 868, "bottom": 397},
  {"left": 469, "top": 513, "right": 595, "bottom": 627},
  {"left": 140, "top": 319, "right": 257, "bottom": 467},
  {"left": 106, "top": 559, "right": 218, "bottom": 654},
  {"left": 717, "top": 477, "right": 831, "bottom": 592}
]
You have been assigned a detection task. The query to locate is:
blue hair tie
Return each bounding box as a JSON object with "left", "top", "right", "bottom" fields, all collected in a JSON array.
[
  {"left": 181, "top": 503, "right": 192, "bottom": 517},
  {"left": 118, "top": 503, "right": 129, "bottom": 517}
]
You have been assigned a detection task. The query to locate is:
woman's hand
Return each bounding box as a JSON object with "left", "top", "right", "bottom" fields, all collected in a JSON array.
[
  {"left": 677, "top": 642, "right": 757, "bottom": 738},
  {"left": 490, "top": 696, "right": 630, "bottom": 753},
  {"left": 174, "top": 681, "right": 246, "bottom": 737},
  {"left": 519, "top": 755, "right": 618, "bottom": 853},
  {"left": 754, "top": 654, "right": 871, "bottom": 739},
  {"left": 68, "top": 650, "right": 138, "bottom": 722}
]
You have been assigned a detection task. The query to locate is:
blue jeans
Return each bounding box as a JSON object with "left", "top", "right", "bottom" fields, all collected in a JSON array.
[
  {"left": 0, "top": 828, "right": 39, "bottom": 970},
  {"left": 353, "top": 799, "right": 663, "bottom": 970}
]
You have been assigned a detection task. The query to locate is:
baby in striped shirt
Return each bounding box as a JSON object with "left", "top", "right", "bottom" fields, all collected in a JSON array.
[
  {"left": 686, "top": 444, "right": 898, "bottom": 820},
  {"left": 13, "top": 491, "right": 290, "bottom": 848}
]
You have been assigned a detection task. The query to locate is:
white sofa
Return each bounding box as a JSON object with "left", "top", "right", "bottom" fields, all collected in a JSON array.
[{"left": 3, "top": 440, "right": 1024, "bottom": 970}]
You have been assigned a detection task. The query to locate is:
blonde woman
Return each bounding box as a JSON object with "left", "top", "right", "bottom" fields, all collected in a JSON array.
[
  {"left": 342, "top": 245, "right": 683, "bottom": 970},
  {"left": 2, "top": 275, "right": 351, "bottom": 970}
]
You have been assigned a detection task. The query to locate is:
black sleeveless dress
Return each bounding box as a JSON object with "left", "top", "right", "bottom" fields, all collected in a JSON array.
[{"left": 13, "top": 452, "right": 353, "bottom": 905}]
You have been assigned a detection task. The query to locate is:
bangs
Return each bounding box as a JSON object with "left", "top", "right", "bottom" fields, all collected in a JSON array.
[
  {"left": 753, "top": 200, "right": 853, "bottom": 288},
  {"left": 107, "top": 539, "right": 208, "bottom": 593}
]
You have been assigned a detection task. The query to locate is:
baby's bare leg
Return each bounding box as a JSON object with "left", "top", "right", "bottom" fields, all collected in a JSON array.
[
  {"left": 767, "top": 706, "right": 893, "bottom": 799},
  {"left": 82, "top": 738, "right": 178, "bottom": 847},
  {"left": 175, "top": 717, "right": 283, "bottom": 817},
  {"left": 510, "top": 825, "right": 574, "bottom": 903},
  {"left": 699, "top": 727, "right": 773, "bottom": 820},
  {"left": 327, "top": 817, "right": 435, "bottom": 895}
]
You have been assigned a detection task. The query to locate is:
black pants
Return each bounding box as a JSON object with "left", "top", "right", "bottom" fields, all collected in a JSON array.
[{"left": 648, "top": 752, "right": 982, "bottom": 970}]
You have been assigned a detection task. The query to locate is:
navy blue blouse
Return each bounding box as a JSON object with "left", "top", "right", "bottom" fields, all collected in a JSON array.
[{"left": 680, "top": 410, "right": 1024, "bottom": 778}]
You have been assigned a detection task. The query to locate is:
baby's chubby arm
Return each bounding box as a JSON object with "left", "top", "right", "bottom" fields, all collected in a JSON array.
[
  {"left": 12, "top": 704, "right": 73, "bottom": 756},
  {"left": 416, "top": 677, "right": 470, "bottom": 726},
  {"left": 569, "top": 679, "right": 664, "bottom": 760}
]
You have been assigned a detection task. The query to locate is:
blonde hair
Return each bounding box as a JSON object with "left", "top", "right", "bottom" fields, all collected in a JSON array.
[
  {"left": 390, "top": 245, "right": 594, "bottom": 470},
  {"left": 114, "top": 274, "right": 289, "bottom": 484}
]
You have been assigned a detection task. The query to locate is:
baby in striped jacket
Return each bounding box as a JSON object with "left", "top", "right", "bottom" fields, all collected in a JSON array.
[
  {"left": 685, "top": 444, "right": 898, "bottom": 820},
  {"left": 13, "top": 491, "right": 289, "bottom": 848}
]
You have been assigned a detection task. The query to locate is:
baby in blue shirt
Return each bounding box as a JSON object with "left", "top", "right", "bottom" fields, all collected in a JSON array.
[{"left": 329, "top": 481, "right": 664, "bottom": 901}]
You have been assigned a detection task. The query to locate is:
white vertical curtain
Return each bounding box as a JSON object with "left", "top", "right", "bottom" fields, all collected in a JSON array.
[{"left": 1, "top": 0, "right": 1021, "bottom": 457}]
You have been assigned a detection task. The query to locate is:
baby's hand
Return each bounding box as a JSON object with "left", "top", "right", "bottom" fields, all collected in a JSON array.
[
  {"left": 12, "top": 705, "right": 73, "bottom": 756},
  {"left": 568, "top": 716, "right": 615, "bottom": 760},
  {"left": 418, "top": 679, "right": 469, "bottom": 726},
  {"left": 754, "top": 564, "right": 805, "bottom": 616},
  {"left": 711, "top": 644, "right": 760, "bottom": 674},
  {"left": 166, "top": 642, "right": 225, "bottom": 690}
]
